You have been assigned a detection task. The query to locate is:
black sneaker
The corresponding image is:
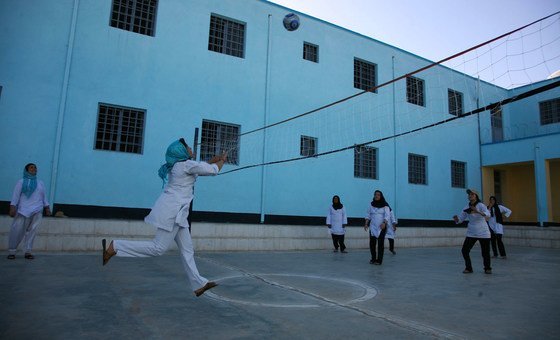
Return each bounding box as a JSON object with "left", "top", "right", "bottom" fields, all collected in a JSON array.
[{"left": 7, "top": 255, "right": 15, "bottom": 260}]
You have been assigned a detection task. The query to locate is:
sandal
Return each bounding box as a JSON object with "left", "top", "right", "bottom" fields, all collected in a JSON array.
[
  {"left": 7, "top": 255, "right": 15, "bottom": 260},
  {"left": 24, "top": 253, "right": 34, "bottom": 260},
  {"left": 195, "top": 281, "right": 218, "bottom": 297},
  {"left": 102, "top": 239, "right": 112, "bottom": 266}
]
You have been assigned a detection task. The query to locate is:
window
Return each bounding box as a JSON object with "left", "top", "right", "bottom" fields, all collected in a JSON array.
[
  {"left": 448, "top": 89, "right": 463, "bottom": 116},
  {"left": 200, "top": 120, "right": 240, "bottom": 165},
  {"left": 95, "top": 103, "right": 145, "bottom": 154},
  {"left": 208, "top": 14, "right": 246, "bottom": 58},
  {"left": 354, "top": 58, "right": 377, "bottom": 92},
  {"left": 491, "top": 105, "right": 503, "bottom": 142},
  {"left": 303, "top": 42, "right": 319, "bottom": 63},
  {"left": 110, "top": 0, "right": 158, "bottom": 36},
  {"left": 451, "top": 160, "right": 466, "bottom": 188},
  {"left": 408, "top": 153, "right": 427, "bottom": 184},
  {"left": 354, "top": 146, "right": 377, "bottom": 179},
  {"left": 407, "top": 76, "right": 425, "bottom": 106},
  {"left": 300, "top": 136, "right": 317, "bottom": 157},
  {"left": 539, "top": 98, "right": 560, "bottom": 125}
]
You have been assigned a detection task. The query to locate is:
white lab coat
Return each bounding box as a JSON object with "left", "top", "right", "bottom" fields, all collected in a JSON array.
[
  {"left": 366, "top": 205, "right": 390, "bottom": 238},
  {"left": 386, "top": 210, "right": 397, "bottom": 239},
  {"left": 10, "top": 179, "right": 49, "bottom": 217},
  {"left": 326, "top": 206, "right": 347, "bottom": 235},
  {"left": 487, "top": 204, "right": 512, "bottom": 234},
  {"left": 144, "top": 160, "right": 219, "bottom": 231},
  {"left": 455, "top": 202, "right": 491, "bottom": 238}
]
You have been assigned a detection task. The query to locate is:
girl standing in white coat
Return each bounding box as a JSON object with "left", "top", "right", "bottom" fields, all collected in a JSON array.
[
  {"left": 364, "top": 190, "right": 390, "bottom": 265},
  {"left": 453, "top": 189, "right": 492, "bottom": 274},
  {"left": 102, "top": 138, "right": 225, "bottom": 297},
  {"left": 487, "top": 196, "right": 512, "bottom": 259},
  {"left": 386, "top": 208, "right": 397, "bottom": 255},
  {"left": 326, "top": 195, "right": 348, "bottom": 253},
  {"left": 7, "top": 163, "right": 51, "bottom": 259}
]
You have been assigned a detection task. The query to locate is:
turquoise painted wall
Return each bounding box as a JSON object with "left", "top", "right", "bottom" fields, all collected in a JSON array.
[{"left": 1, "top": 0, "right": 558, "bottom": 222}]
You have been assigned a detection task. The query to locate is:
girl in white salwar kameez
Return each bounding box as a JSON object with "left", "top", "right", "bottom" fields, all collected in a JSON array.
[
  {"left": 487, "top": 196, "right": 512, "bottom": 259},
  {"left": 364, "top": 190, "right": 390, "bottom": 265},
  {"left": 326, "top": 195, "right": 348, "bottom": 253},
  {"left": 7, "top": 163, "right": 51, "bottom": 260},
  {"left": 102, "top": 139, "right": 225, "bottom": 297}
]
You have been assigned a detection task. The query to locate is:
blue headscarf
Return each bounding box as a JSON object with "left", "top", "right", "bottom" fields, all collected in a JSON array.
[
  {"left": 157, "top": 139, "right": 191, "bottom": 183},
  {"left": 22, "top": 165, "right": 37, "bottom": 198}
]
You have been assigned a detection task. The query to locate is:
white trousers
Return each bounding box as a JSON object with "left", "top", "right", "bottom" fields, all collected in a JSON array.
[
  {"left": 8, "top": 212, "right": 43, "bottom": 255},
  {"left": 113, "top": 225, "right": 208, "bottom": 291}
]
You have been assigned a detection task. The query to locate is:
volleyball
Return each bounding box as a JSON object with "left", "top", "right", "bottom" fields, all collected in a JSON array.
[{"left": 283, "top": 13, "right": 300, "bottom": 31}]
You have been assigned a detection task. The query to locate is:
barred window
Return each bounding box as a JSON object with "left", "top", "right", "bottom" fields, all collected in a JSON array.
[
  {"left": 491, "top": 105, "right": 503, "bottom": 142},
  {"left": 451, "top": 160, "right": 466, "bottom": 188},
  {"left": 300, "top": 136, "right": 317, "bottom": 157},
  {"left": 408, "top": 153, "right": 427, "bottom": 184},
  {"left": 110, "top": 0, "right": 158, "bottom": 36},
  {"left": 407, "top": 76, "right": 425, "bottom": 106},
  {"left": 354, "top": 58, "right": 377, "bottom": 92},
  {"left": 303, "top": 42, "right": 318, "bottom": 63},
  {"left": 201, "top": 120, "right": 240, "bottom": 165},
  {"left": 208, "top": 14, "right": 245, "bottom": 58},
  {"left": 539, "top": 98, "right": 560, "bottom": 125},
  {"left": 354, "top": 146, "right": 377, "bottom": 179},
  {"left": 448, "top": 89, "right": 463, "bottom": 116},
  {"left": 95, "top": 103, "right": 145, "bottom": 154}
]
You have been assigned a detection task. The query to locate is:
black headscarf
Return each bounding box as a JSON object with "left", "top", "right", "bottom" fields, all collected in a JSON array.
[
  {"left": 488, "top": 196, "right": 503, "bottom": 224},
  {"left": 371, "top": 190, "right": 389, "bottom": 208},
  {"left": 332, "top": 195, "right": 343, "bottom": 210}
]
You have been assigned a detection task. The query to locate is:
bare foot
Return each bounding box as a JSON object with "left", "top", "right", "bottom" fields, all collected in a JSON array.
[{"left": 102, "top": 239, "right": 116, "bottom": 266}]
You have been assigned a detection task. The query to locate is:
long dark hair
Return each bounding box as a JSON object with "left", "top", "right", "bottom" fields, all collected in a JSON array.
[
  {"left": 332, "top": 195, "right": 343, "bottom": 210},
  {"left": 371, "top": 190, "right": 388, "bottom": 208},
  {"left": 488, "top": 196, "right": 503, "bottom": 224}
]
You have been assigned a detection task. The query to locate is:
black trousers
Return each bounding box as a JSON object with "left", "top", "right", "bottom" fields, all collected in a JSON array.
[
  {"left": 461, "top": 237, "right": 491, "bottom": 271},
  {"left": 489, "top": 229, "right": 507, "bottom": 257},
  {"left": 331, "top": 234, "right": 346, "bottom": 251},
  {"left": 369, "top": 229, "right": 386, "bottom": 263},
  {"left": 388, "top": 238, "right": 395, "bottom": 252}
]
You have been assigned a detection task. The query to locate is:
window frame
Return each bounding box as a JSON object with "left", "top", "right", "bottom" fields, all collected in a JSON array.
[
  {"left": 200, "top": 119, "right": 240, "bottom": 165},
  {"left": 354, "top": 145, "right": 378, "bottom": 180},
  {"left": 406, "top": 76, "right": 425, "bottom": 107},
  {"left": 354, "top": 58, "right": 377, "bottom": 92},
  {"left": 451, "top": 160, "right": 466, "bottom": 188},
  {"left": 448, "top": 89, "right": 464, "bottom": 116},
  {"left": 408, "top": 153, "right": 427, "bottom": 185},
  {"left": 300, "top": 135, "right": 318, "bottom": 157},
  {"left": 208, "top": 14, "right": 246, "bottom": 59},
  {"left": 539, "top": 98, "right": 560, "bottom": 125},
  {"left": 94, "top": 103, "right": 146, "bottom": 154},
  {"left": 109, "top": 0, "right": 158, "bottom": 37},
  {"left": 303, "top": 42, "right": 319, "bottom": 63}
]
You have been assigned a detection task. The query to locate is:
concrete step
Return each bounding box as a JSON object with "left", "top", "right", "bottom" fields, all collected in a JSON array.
[{"left": 1, "top": 216, "right": 559, "bottom": 252}]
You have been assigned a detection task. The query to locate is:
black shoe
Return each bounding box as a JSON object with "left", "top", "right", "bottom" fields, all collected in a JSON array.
[
  {"left": 484, "top": 269, "right": 492, "bottom": 274},
  {"left": 341, "top": 250, "right": 348, "bottom": 253},
  {"left": 369, "top": 260, "right": 375, "bottom": 264},
  {"left": 333, "top": 249, "right": 338, "bottom": 253},
  {"left": 7, "top": 255, "right": 15, "bottom": 260},
  {"left": 390, "top": 250, "right": 396, "bottom": 255},
  {"left": 373, "top": 261, "right": 381, "bottom": 265},
  {"left": 463, "top": 269, "right": 473, "bottom": 274}
]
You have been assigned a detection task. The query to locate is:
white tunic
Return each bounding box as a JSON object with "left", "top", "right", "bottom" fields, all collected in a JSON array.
[
  {"left": 386, "top": 210, "right": 397, "bottom": 239},
  {"left": 10, "top": 179, "right": 49, "bottom": 217},
  {"left": 365, "top": 205, "right": 390, "bottom": 238},
  {"left": 455, "top": 202, "right": 491, "bottom": 238},
  {"left": 144, "top": 160, "right": 218, "bottom": 232},
  {"left": 326, "top": 206, "right": 347, "bottom": 235},
  {"left": 487, "top": 204, "right": 512, "bottom": 234}
]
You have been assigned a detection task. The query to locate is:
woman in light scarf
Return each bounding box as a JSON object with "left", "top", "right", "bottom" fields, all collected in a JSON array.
[
  {"left": 7, "top": 163, "right": 51, "bottom": 260},
  {"left": 102, "top": 138, "right": 226, "bottom": 297}
]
